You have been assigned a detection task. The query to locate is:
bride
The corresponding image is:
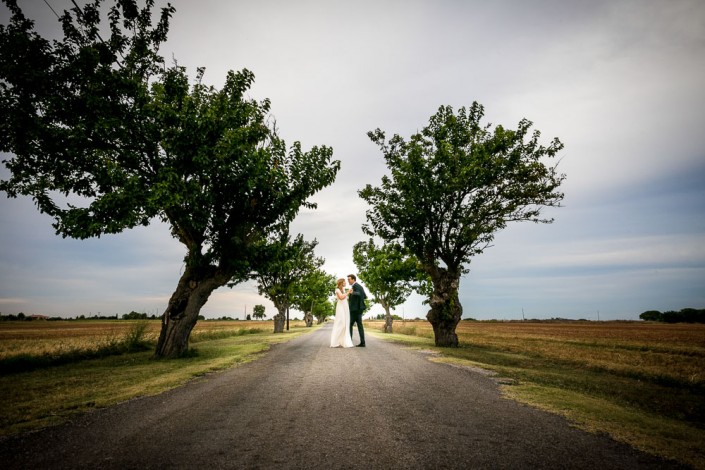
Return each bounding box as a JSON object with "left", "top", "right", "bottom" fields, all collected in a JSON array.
[{"left": 330, "top": 278, "right": 354, "bottom": 348}]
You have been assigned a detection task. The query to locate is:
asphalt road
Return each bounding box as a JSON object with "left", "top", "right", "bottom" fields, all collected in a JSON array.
[{"left": 1, "top": 324, "right": 684, "bottom": 469}]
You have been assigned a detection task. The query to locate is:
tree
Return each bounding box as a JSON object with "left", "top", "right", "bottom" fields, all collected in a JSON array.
[
  {"left": 251, "top": 231, "right": 324, "bottom": 333},
  {"left": 291, "top": 268, "right": 335, "bottom": 327},
  {"left": 639, "top": 309, "right": 705, "bottom": 323},
  {"left": 123, "top": 311, "right": 148, "bottom": 320},
  {"left": 352, "top": 239, "right": 428, "bottom": 333},
  {"left": 0, "top": 1, "right": 339, "bottom": 357},
  {"left": 252, "top": 304, "right": 266, "bottom": 320},
  {"left": 314, "top": 299, "right": 336, "bottom": 325},
  {"left": 360, "top": 103, "right": 565, "bottom": 347},
  {"left": 639, "top": 310, "right": 662, "bottom": 322}
]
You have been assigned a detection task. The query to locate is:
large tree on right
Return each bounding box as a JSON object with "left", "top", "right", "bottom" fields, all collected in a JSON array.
[{"left": 359, "top": 103, "right": 565, "bottom": 347}]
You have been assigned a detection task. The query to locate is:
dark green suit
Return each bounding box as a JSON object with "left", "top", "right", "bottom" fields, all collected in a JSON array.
[{"left": 349, "top": 282, "right": 367, "bottom": 346}]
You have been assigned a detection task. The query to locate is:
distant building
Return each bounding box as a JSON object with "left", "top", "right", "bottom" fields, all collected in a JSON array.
[{"left": 29, "top": 314, "right": 49, "bottom": 320}]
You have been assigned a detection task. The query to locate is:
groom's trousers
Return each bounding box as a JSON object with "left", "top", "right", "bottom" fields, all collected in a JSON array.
[{"left": 349, "top": 310, "right": 365, "bottom": 345}]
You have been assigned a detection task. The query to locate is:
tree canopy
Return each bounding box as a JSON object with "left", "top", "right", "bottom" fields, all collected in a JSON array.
[
  {"left": 252, "top": 231, "right": 325, "bottom": 332},
  {"left": 360, "top": 103, "right": 565, "bottom": 346},
  {"left": 352, "top": 238, "right": 428, "bottom": 333},
  {"left": 291, "top": 267, "right": 336, "bottom": 327},
  {"left": 639, "top": 308, "right": 705, "bottom": 323},
  {"left": 252, "top": 305, "right": 266, "bottom": 320},
  {"left": 0, "top": 0, "right": 339, "bottom": 356}
]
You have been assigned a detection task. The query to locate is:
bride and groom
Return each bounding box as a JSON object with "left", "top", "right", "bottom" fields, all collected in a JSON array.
[{"left": 330, "top": 274, "right": 367, "bottom": 348}]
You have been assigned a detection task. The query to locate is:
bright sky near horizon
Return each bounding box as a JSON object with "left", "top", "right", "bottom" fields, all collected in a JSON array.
[{"left": 1, "top": 0, "right": 704, "bottom": 321}]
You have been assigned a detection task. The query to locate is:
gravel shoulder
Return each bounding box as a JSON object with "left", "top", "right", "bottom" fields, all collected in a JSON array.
[{"left": 0, "top": 325, "right": 685, "bottom": 469}]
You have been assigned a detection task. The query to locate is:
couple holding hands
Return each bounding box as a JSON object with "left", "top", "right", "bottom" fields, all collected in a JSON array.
[{"left": 330, "top": 274, "right": 367, "bottom": 348}]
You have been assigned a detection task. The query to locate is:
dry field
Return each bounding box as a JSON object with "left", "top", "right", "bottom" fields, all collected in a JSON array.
[
  {"left": 0, "top": 320, "right": 299, "bottom": 360},
  {"left": 368, "top": 320, "right": 705, "bottom": 387}
]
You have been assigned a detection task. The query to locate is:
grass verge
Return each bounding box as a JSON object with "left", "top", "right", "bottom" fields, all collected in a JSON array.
[
  {"left": 0, "top": 326, "right": 316, "bottom": 437},
  {"left": 367, "top": 327, "right": 705, "bottom": 470}
]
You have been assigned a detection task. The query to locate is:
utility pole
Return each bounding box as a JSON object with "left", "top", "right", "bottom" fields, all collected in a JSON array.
[{"left": 522, "top": 308, "right": 526, "bottom": 321}]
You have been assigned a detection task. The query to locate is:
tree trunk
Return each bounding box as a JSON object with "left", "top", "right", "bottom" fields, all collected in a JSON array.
[
  {"left": 426, "top": 266, "right": 462, "bottom": 347},
  {"left": 154, "top": 265, "right": 229, "bottom": 358},
  {"left": 273, "top": 306, "right": 286, "bottom": 333},
  {"left": 383, "top": 304, "right": 393, "bottom": 334},
  {"left": 303, "top": 311, "right": 313, "bottom": 327}
]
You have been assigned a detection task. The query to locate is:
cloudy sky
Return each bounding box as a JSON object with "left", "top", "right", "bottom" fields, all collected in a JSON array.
[{"left": 1, "top": 0, "right": 704, "bottom": 321}]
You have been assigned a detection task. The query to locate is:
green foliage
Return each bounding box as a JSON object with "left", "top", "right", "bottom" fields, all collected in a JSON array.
[
  {"left": 122, "top": 311, "right": 148, "bottom": 320},
  {"left": 252, "top": 304, "right": 266, "bottom": 320},
  {"left": 252, "top": 231, "right": 324, "bottom": 316},
  {"left": 0, "top": 0, "right": 339, "bottom": 275},
  {"left": 121, "top": 321, "right": 151, "bottom": 350},
  {"left": 639, "top": 310, "right": 663, "bottom": 322},
  {"left": 352, "top": 238, "right": 429, "bottom": 312},
  {"left": 360, "top": 102, "right": 565, "bottom": 274},
  {"left": 373, "top": 313, "right": 404, "bottom": 320},
  {"left": 0, "top": 313, "right": 26, "bottom": 321},
  {"left": 640, "top": 308, "right": 705, "bottom": 323},
  {"left": 359, "top": 103, "right": 565, "bottom": 345},
  {"left": 0, "top": 0, "right": 176, "bottom": 235},
  {"left": 290, "top": 267, "right": 335, "bottom": 319},
  {"left": 317, "top": 300, "right": 335, "bottom": 321},
  {"left": 315, "top": 299, "right": 337, "bottom": 324}
]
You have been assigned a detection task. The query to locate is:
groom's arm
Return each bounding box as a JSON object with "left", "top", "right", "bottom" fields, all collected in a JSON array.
[
  {"left": 351, "top": 284, "right": 362, "bottom": 297},
  {"left": 352, "top": 283, "right": 366, "bottom": 299},
  {"left": 348, "top": 284, "right": 360, "bottom": 306}
]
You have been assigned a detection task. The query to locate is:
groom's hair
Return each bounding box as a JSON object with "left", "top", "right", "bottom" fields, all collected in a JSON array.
[{"left": 348, "top": 274, "right": 357, "bottom": 281}]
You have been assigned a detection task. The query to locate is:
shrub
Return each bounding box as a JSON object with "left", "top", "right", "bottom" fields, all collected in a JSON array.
[{"left": 640, "top": 308, "right": 705, "bottom": 323}]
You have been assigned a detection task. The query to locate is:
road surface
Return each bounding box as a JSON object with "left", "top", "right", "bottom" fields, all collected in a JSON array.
[{"left": 0, "top": 324, "right": 683, "bottom": 469}]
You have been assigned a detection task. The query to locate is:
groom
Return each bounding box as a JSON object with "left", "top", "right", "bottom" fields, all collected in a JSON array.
[{"left": 347, "top": 274, "right": 367, "bottom": 347}]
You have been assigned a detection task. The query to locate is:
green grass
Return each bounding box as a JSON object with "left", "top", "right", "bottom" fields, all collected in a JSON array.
[
  {"left": 190, "top": 326, "right": 265, "bottom": 342},
  {"left": 367, "top": 329, "right": 705, "bottom": 470},
  {"left": 0, "top": 327, "right": 316, "bottom": 437}
]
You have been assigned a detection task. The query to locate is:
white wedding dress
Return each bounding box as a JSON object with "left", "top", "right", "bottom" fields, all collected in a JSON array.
[{"left": 330, "top": 288, "right": 354, "bottom": 348}]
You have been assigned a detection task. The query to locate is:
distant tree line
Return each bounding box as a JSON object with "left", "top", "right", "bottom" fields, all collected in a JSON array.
[
  {"left": 0, "top": 312, "right": 115, "bottom": 321},
  {"left": 122, "top": 311, "right": 153, "bottom": 320},
  {"left": 640, "top": 308, "right": 705, "bottom": 323},
  {"left": 0, "top": 312, "right": 157, "bottom": 321},
  {"left": 0, "top": 311, "right": 271, "bottom": 322},
  {"left": 0, "top": 313, "right": 51, "bottom": 321},
  {"left": 372, "top": 313, "right": 404, "bottom": 321}
]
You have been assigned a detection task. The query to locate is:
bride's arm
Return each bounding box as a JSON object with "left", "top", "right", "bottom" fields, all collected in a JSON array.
[{"left": 335, "top": 289, "right": 348, "bottom": 300}]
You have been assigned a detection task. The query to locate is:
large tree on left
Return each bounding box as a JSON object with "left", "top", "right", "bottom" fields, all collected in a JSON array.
[{"left": 0, "top": 0, "right": 339, "bottom": 357}]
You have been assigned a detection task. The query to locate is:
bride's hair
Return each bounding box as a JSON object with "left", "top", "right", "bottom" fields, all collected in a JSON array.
[{"left": 336, "top": 278, "right": 345, "bottom": 290}]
